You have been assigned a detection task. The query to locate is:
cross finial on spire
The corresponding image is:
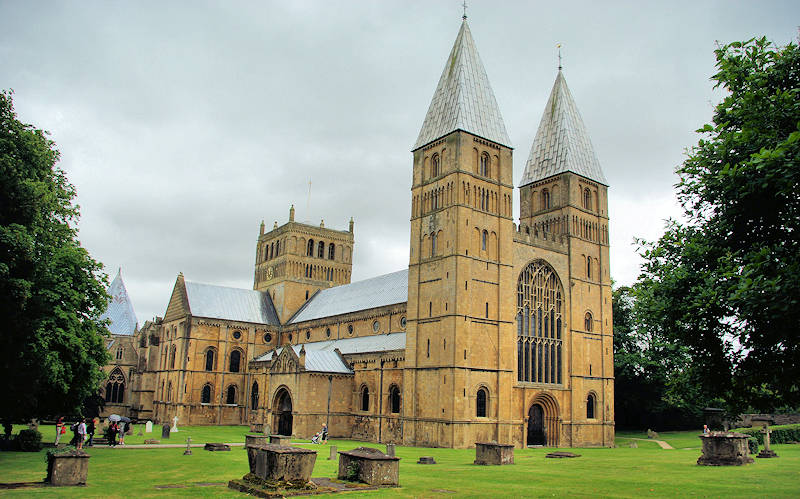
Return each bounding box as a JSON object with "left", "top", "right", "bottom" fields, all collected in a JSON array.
[
  {"left": 462, "top": 0, "right": 467, "bottom": 20},
  {"left": 557, "top": 43, "right": 563, "bottom": 71}
]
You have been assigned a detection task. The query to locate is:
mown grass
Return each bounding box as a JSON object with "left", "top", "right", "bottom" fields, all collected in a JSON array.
[{"left": 1, "top": 428, "right": 799, "bottom": 498}]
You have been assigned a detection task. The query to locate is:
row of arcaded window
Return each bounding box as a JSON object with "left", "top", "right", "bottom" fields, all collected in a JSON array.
[
  {"left": 263, "top": 239, "right": 281, "bottom": 262},
  {"left": 357, "top": 385, "right": 402, "bottom": 414},
  {"left": 203, "top": 348, "right": 241, "bottom": 372},
  {"left": 200, "top": 381, "right": 259, "bottom": 407},
  {"left": 306, "top": 239, "right": 336, "bottom": 260}
]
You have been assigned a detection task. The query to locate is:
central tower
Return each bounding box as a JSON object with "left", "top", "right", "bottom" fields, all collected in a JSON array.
[{"left": 403, "top": 18, "right": 517, "bottom": 447}]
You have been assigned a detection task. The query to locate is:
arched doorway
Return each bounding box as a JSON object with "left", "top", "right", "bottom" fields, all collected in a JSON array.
[
  {"left": 273, "top": 388, "right": 293, "bottom": 436},
  {"left": 527, "top": 404, "right": 545, "bottom": 445}
]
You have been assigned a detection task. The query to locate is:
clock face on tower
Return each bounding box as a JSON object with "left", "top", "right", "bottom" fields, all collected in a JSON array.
[{"left": 266, "top": 266, "right": 273, "bottom": 280}]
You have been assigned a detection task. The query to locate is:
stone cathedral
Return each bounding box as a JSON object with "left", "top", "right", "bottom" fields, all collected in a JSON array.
[{"left": 100, "top": 18, "right": 614, "bottom": 448}]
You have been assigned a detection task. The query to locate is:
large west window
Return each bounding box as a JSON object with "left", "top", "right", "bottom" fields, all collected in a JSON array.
[{"left": 516, "top": 260, "right": 564, "bottom": 384}]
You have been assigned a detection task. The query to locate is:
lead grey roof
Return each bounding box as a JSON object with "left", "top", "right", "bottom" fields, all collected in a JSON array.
[
  {"left": 100, "top": 269, "right": 138, "bottom": 335},
  {"left": 289, "top": 270, "right": 408, "bottom": 324},
  {"left": 184, "top": 281, "right": 280, "bottom": 325},
  {"left": 519, "top": 71, "right": 608, "bottom": 187},
  {"left": 413, "top": 19, "right": 511, "bottom": 151},
  {"left": 254, "top": 332, "right": 406, "bottom": 373}
]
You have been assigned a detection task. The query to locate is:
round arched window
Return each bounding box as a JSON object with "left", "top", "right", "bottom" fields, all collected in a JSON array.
[
  {"left": 264, "top": 333, "right": 272, "bottom": 343},
  {"left": 288, "top": 333, "right": 293, "bottom": 342},
  {"left": 326, "top": 327, "right": 331, "bottom": 338},
  {"left": 232, "top": 330, "right": 242, "bottom": 340},
  {"left": 400, "top": 316, "right": 407, "bottom": 328},
  {"left": 306, "top": 330, "right": 311, "bottom": 340},
  {"left": 347, "top": 324, "right": 354, "bottom": 335},
  {"left": 372, "top": 320, "right": 380, "bottom": 332}
]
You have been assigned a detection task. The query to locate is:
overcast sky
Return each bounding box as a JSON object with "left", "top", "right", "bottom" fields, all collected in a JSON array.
[{"left": 2, "top": 1, "right": 798, "bottom": 324}]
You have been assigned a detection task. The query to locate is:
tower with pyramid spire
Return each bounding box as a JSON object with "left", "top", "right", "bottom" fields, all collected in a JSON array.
[{"left": 404, "top": 17, "right": 517, "bottom": 447}]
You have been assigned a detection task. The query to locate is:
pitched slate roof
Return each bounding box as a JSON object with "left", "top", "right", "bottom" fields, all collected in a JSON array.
[
  {"left": 100, "top": 269, "right": 138, "bottom": 335},
  {"left": 289, "top": 270, "right": 408, "bottom": 324},
  {"left": 254, "top": 332, "right": 407, "bottom": 373},
  {"left": 183, "top": 281, "right": 280, "bottom": 325},
  {"left": 413, "top": 19, "right": 510, "bottom": 151},
  {"left": 519, "top": 71, "right": 608, "bottom": 187}
]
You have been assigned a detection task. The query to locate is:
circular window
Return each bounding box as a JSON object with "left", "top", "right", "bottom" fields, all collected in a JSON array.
[
  {"left": 232, "top": 330, "right": 242, "bottom": 340},
  {"left": 288, "top": 333, "right": 293, "bottom": 342},
  {"left": 264, "top": 333, "right": 272, "bottom": 343},
  {"left": 372, "top": 320, "right": 380, "bottom": 332},
  {"left": 400, "top": 316, "right": 407, "bottom": 328},
  {"left": 347, "top": 324, "right": 354, "bottom": 335},
  {"left": 306, "top": 330, "right": 311, "bottom": 340},
  {"left": 326, "top": 327, "right": 331, "bottom": 338}
]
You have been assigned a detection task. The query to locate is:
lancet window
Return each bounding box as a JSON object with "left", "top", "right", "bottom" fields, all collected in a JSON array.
[{"left": 516, "top": 260, "right": 563, "bottom": 385}]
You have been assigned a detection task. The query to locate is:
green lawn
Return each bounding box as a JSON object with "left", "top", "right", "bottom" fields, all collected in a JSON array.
[{"left": 2, "top": 428, "right": 799, "bottom": 498}]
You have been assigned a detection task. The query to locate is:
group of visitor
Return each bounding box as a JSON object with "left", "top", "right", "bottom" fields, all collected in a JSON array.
[
  {"left": 311, "top": 424, "right": 329, "bottom": 444},
  {"left": 56, "top": 416, "right": 128, "bottom": 448}
]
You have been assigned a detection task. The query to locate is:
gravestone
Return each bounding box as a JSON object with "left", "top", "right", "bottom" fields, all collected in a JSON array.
[
  {"left": 184, "top": 437, "right": 193, "bottom": 456},
  {"left": 757, "top": 425, "right": 778, "bottom": 458},
  {"left": 171, "top": 416, "right": 179, "bottom": 433},
  {"left": 161, "top": 423, "right": 171, "bottom": 439},
  {"left": 269, "top": 434, "right": 291, "bottom": 446},
  {"left": 386, "top": 443, "right": 396, "bottom": 457},
  {"left": 328, "top": 445, "right": 338, "bottom": 460},
  {"left": 546, "top": 451, "right": 581, "bottom": 458},
  {"left": 145, "top": 421, "right": 153, "bottom": 433},
  {"left": 204, "top": 443, "right": 231, "bottom": 451},
  {"left": 697, "top": 431, "right": 754, "bottom": 466},
  {"left": 474, "top": 442, "right": 514, "bottom": 465},
  {"left": 629, "top": 441, "right": 638, "bottom": 448},
  {"left": 254, "top": 444, "right": 317, "bottom": 482},
  {"left": 417, "top": 456, "right": 436, "bottom": 464},
  {"left": 338, "top": 447, "right": 400, "bottom": 486},
  {"left": 245, "top": 434, "right": 270, "bottom": 473},
  {"left": 144, "top": 439, "right": 160, "bottom": 444}
]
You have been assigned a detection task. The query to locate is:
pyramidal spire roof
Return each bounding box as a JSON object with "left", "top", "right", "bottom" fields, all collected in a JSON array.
[
  {"left": 100, "top": 268, "right": 138, "bottom": 336},
  {"left": 520, "top": 71, "right": 608, "bottom": 186},
  {"left": 413, "top": 19, "right": 511, "bottom": 151}
]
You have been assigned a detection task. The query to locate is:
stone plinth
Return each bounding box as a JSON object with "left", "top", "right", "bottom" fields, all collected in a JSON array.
[
  {"left": 47, "top": 450, "right": 90, "bottom": 486},
  {"left": 328, "top": 445, "right": 338, "bottom": 460},
  {"left": 254, "top": 445, "right": 317, "bottom": 482},
  {"left": 245, "top": 434, "right": 270, "bottom": 473},
  {"left": 204, "top": 443, "right": 231, "bottom": 451},
  {"left": 474, "top": 442, "right": 514, "bottom": 465},
  {"left": 697, "top": 432, "right": 754, "bottom": 466},
  {"left": 249, "top": 423, "right": 264, "bottom": 433},
  {"left": 338, "top": 447, "right": 400, "bottom": 486},
  {"left": 269, "top": 434, "right": 291, "bottom": 446}
]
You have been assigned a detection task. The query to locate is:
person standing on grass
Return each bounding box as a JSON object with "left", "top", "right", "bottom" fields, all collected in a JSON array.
[
  {"left": 118, "top": 421, "right": 126, "bottom": 445},
  {"left": 108, "top": 421, "right": 118, "bottom": 446},
  {"left": 76, "top": 419, "right": 86, "bottom": 450},
  {"left": 54, "top": 416, "right": 64, "bottom": 445},
  {"left": 321, "top": 423, "right": 328, "bottom": 444},
  {"left": 87, "top": 418, "right": 96, "bottom": 446}
]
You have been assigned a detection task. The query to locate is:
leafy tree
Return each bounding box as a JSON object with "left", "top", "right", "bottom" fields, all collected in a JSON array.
[
  {"left": 637, "top": 37, "right": 800, "bottom": 414},
  {"left": 0, "top": 90, "right": 109, "bottom": 423}
]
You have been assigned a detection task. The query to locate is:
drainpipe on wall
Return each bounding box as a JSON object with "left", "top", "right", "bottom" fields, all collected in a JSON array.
[
  {"left": 326, "top": 375, "right": 332, "bottom": 429},
  {"left": 378, "top": 359, "right": 384, "bottom": 443}
]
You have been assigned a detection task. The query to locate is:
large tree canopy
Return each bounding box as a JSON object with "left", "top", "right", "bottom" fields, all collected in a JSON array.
[
  {"left": 636, "top": 37, "right": 799, "bottom": 415},
  {"left": 0, "top": 90, "right": 109, "bottom": 421}
]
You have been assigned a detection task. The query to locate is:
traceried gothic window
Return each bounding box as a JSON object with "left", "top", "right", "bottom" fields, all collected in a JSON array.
[
  {"left": 205, "top": 348, "right": 215, "bottom": 371},
  {"left": 360, "top": 386, "right": 370, "bottom": 412},
  {"left": 479, "top": 152, "right": 489, "bottom": 177},
  {"left": 516, "top": 260, "right": 564, "bottom": 384},
  {"left": 226, "top": 385, "right": 237, "bottom": 405},
  {"left": 541, "top": 189, "right": 551, "bottom": 210},
  {"left": 318, "top": 241, "right": 325, "bottom": 258},
  {"left": 389, "top": 385, "right": 401, "bottom": 413},
  {"left": 105, "top": 367, "right": 125, "bottom": 404},
  {"left": 476, "top": 387, "right": 488, "bottom": 417},
  {"left": 251, "top": 381, "right": 259, "bottom": 410},
  {"left": 328, "top": 243, "right": 335, "bottom": 260},
  {"left": 583, "top": 188, "right": 592, "bottom": 210},
  {"left": 229, "top": 350, "right": 241, "bottom": 373},
  {"left": 584, "top": 312, "right": 593, "bottom": 332},
  {"left": 307, "top": 239, "right": 315, "bottom": 256},
  {"left": 587, "top": 393, "right": 596, "bottom": 419},
  {"left": 115, "top": 347, "right": 123, "bottom": 360},
  {"left": 201, "top": 384, "right": 212, "bottom": 404},
  {"left": 431, "top": 153, "right": 441, "bottom": 177}
]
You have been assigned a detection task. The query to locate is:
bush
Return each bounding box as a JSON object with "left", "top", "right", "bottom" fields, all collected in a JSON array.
[
  {"left": 747, "top": 437, "right": 759, "bottom": 454},
  {"left": 16, "top": 428, "right": 42, "bottom": 452},
  {"left": 737, "top": 424, "right": 800, "bottom": 445}
]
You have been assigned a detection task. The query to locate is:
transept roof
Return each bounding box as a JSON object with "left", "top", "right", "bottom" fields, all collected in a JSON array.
[
  {"left": 99, "top": 269, "right": 138, "bottom": 336},
  {"left": 413, "top": 19, "right": 511, "bottom": 151},
  {"left": 183, "top": 280, "right": 280, "bottom": 325},
  {"left": 519, "top": 71, "right": 608, "bottom": 187}
]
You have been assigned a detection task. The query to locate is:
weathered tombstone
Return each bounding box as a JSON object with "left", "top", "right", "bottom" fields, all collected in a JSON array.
[
  {"left": 254, "top": 444, "right": 317, "bottom": 482},
  {"left": 646, "top": 429, "right": 659, "bottom": 439},
  {"left": 161, "top": 423, "right": 171, "bottom": 439},
  {"left": 474, "top": 442, "right": 514, "bottom": 465},
  {"left": 184, "top": 437, "right": 192, "bottom": 456},
  {"left": 204, "top": 443, "right": 231, "bottom": 451},
  {"left": 47, "top": 449, "right": 90, "bottom": 486},
  {"left": 245, "top": 434, "right": 270, "bottom": 473},
  {"left": 386, "top": 443, "right": 396, "bottom": 457},
  {"left": 145, "top": 420, "right": 153, "bottom": 433},
  {"left": 249, "top": 423, "right": 263, "bottom": 433},
  {"left": 417, "top": 456, "right": 436, "bottom": 464},
  {"left": 629, "top": 441, "right": 638, "bottom": 448},
  {"left": 328, "top": 445, "right": 338, "bottom": 460},
  {"left": 338, "top": 447, "right": 400, "bottom": 486},
  {"left": 697, "top": 431, "right": 754, "bottom": 466},
  {"left": 269, "top": 434, "right": 291, "bottom": 446},
  {"left": 546, "top": 451, "right": 581, "bottom": 458},
  {"left": 757, "top": 425, "right": 778, "bottom": 458},
  {"left": 144, "top": 439, "right": 160, "bottom": 444},
  {"left": 171, "top": 416, "right": 179, "bottom": 433},
  {"left": 262, "top": 423, "right": 271, "bottom": 435}
]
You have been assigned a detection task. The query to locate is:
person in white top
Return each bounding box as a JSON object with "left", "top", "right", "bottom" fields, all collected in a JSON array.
[{"left": 76, "top": 419, "right": 87, "bottom": 450}]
